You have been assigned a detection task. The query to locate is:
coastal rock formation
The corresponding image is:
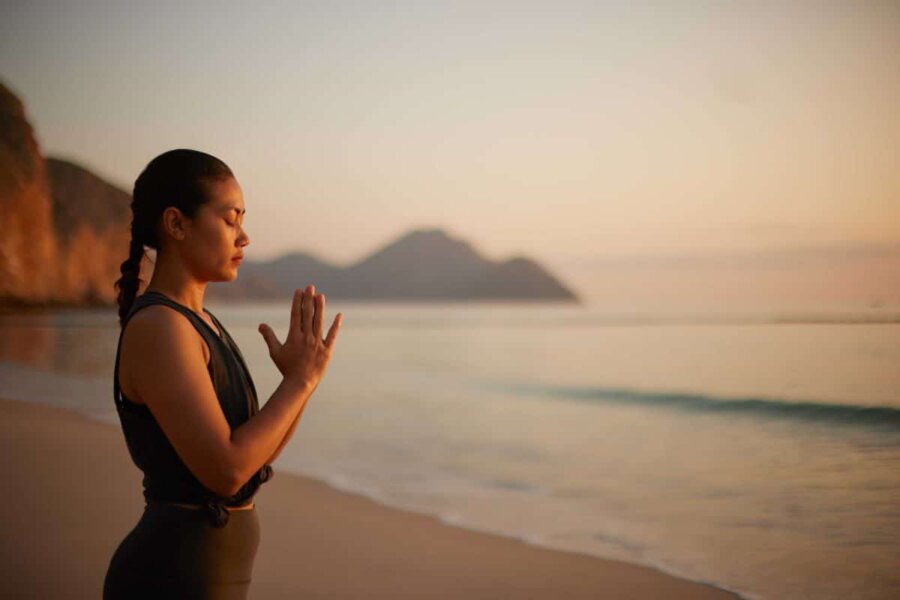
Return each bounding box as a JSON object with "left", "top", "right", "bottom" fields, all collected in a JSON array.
[
  {"left": 0, "top": 82, "right": 59, "bottom": 304},
  {"left": 46, "top": 158, "right": 136, "bottom": 304},
  {"left": 0, "top": 81, "right": 138, "bottom": 307}
]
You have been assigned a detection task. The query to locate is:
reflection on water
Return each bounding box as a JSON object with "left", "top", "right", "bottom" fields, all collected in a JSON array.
[{"left": 0, "top": 309, "right": 119, "bottom": 376}]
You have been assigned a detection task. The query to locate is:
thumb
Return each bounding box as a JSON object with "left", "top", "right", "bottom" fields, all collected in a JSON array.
[{"left": 258, "top": 323, "right": 281, "bottom": 356}]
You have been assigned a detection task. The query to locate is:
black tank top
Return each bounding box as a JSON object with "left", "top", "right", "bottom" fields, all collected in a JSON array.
[{"left": 113, "top": 290, "right": 273, "bottom": 527}]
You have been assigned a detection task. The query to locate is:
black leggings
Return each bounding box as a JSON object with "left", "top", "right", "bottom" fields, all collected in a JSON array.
[{"left": 103, "top": 502, "right": 260, "bottom": 599}]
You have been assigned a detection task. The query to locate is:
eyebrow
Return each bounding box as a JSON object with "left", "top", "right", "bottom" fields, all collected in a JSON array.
[{"left": 225, "top": 206, "right": 246, "bottom": 215}]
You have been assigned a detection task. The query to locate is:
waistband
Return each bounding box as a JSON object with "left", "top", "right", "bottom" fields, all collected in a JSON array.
[{"left": 146, "top": 499, "right": 254, "bottom": 528}]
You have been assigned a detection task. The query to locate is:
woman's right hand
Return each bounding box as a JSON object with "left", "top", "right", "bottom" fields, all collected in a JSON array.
[{"left": 258, "top": 284, "right": 342, "bottom": 390}]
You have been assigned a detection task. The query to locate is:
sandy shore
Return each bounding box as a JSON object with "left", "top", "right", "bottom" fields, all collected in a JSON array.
[{"left": 0, "top": 397, "right": 739, "bottom": 599}]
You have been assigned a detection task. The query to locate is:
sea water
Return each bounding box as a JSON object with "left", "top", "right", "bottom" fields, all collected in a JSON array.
[{"left": 1, "top": 301, "right": 899, "bottom": 600}]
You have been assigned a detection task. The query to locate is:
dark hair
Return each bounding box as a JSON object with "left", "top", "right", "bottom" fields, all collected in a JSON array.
[{"left": 115, "top": 149, "right": 234, "bottom": 325}]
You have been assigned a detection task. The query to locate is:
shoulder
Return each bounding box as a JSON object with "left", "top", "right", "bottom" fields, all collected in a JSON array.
[
  {"left": 121, "top": 304, "right": 209, "bottom": 372},
  {"left": 124, "top": 303, "right": 198, "bottom": 345}
]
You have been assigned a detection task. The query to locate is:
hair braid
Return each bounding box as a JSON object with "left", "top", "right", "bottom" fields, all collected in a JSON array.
[{"left": 115, "top": 226, "right": 146, "bottom": 325}]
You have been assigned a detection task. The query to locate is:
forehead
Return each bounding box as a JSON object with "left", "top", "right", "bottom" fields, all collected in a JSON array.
[{"left": 204, "top": 177, "right": 245, "bottom": 213}]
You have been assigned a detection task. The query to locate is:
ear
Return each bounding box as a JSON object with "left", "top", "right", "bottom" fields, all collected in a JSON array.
[{"left": 161, "top": 206, "right": 189, "bottom": 241}]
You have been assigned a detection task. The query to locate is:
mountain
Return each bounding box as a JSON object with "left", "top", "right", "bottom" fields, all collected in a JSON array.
[
  {"left": 339, "top": 228, "right": 489, "bottom": 299},
  {"left": 0, "top": 79, "right": 579, "bottom": 307},
  {"left": 45, "top": 158, "right": 136, "bottom": 303},
  {"left": 208, "top": 228, "right": 580, "bottom": 302},
  {"left": 462, "top": 256, "right": 577, "bottom": 299},
  {"left": 206, "top": 252, "right": 337, "bottom": 300},
  {"left": 47, "top": 158, "right": 131, "bottom": 242}
]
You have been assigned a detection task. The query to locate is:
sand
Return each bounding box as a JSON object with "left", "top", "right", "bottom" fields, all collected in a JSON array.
[{"left": 0, "top": 397, "right": 738, "bottom": 599}]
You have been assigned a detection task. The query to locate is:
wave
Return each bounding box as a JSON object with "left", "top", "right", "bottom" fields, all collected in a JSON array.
[{"left": 485, "top": 381, "right": 900, "bottom": 429}]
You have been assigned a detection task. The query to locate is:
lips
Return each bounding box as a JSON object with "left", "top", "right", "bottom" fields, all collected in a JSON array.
[{"left": 231, "top": 256, "right": 243, "bottom": 264}]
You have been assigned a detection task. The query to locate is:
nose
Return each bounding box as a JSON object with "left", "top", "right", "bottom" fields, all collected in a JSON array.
[{"left": 237, "top": 226, "right": 250, "bottom": 248}]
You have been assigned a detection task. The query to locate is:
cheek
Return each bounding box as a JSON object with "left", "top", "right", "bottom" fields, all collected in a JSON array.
[{"left": 197, "top": 227, "right": 232, "bottom": 256}]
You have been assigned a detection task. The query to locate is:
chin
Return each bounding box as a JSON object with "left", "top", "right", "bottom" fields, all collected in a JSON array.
[{"left": 211, "top": 266, "right": 240, "bottom": 282}]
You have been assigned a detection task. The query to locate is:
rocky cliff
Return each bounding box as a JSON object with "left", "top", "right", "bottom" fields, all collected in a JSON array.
[
  {"left": 0, "top": 81, "right": 137, "bottom": 308},
  {"left": 0, "top": 81, "right": 59, "bottom": 305}
]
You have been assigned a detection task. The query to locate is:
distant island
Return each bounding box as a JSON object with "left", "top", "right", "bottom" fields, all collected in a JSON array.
[
  {"left": 207, "top": 228, "right": 579, "bottom": 302},
  {"left": 0, "top": 80, "right": 579, "bottom": 308}
]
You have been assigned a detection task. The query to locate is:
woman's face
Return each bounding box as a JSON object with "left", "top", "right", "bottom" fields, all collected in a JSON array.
[{"left": 179, "top": 176, "right": 250, "bottom": 282}]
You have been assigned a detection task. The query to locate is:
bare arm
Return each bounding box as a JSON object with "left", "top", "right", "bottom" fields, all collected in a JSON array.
[
  {"left": 230, "top": 375, "right": 314, "bottom": 483},
  {"left": 260, "top": 396, "right": 307, "bottom": 467},
  {"left": 265, "top": 394, "right": 309, "bottom": 464},
  {"left": 123, "top": 285, "right": 341, "bottom": 497}
]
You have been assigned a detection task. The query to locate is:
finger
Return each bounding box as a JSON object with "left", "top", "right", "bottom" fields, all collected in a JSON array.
[
  {"left": 324, "top": 313, "right": 342, "bottom": 349},
  {"left": 313, "top": 293, "right": 325, "bottom": 340},
  {"left": 302, "top": 284, "right": 315, "bottom": 334},
  {"left": 289, "top": 288, "right": 302, "bottom": 339},
  {"left": 258, "top": 323, "right": 282, "bottom": 356}
]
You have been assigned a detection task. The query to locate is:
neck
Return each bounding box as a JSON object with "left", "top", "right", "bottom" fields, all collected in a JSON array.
[{"left": 144, "top": 250, "right": 207, "bottom": 314}]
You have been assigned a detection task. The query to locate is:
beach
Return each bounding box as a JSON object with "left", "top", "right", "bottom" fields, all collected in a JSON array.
[
  {"left": 2, "top": 304, "right": 900, "bottom": 599},
  {"left": 0, "top": 397, "right": 738, "bottom": 599}
]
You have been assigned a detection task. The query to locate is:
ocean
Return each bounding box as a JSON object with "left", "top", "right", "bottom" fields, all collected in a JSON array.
[{"left": 1, "top": 301, "right": 899, "bottom": 599}]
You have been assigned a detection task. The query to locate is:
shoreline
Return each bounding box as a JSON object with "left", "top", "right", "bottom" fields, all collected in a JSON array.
[{"left": 0, "top": 396, "right": 742, "bottom": 599}]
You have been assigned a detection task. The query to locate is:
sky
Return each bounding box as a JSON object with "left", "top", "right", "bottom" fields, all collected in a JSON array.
[{"left": 1, "top": 0, "right": 898, "bottom": 307}]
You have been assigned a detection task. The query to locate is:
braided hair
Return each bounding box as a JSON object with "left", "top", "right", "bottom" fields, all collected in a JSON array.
[{"left": 114, "top": 149, "right": 234, "bottom": 325}]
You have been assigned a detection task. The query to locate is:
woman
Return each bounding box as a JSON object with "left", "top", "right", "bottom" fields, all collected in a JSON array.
[{"left": 103, "top": 149, "right": 342, "bottom": 599}]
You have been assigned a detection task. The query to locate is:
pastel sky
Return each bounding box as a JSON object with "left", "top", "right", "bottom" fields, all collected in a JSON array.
[{"left": 1, "top": 1, "right": 898, "bottom": 306}]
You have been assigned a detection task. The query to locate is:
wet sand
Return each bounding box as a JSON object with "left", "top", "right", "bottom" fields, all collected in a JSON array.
[{"left": 0, "top": 397, "right": 739, "bottom": 599}]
